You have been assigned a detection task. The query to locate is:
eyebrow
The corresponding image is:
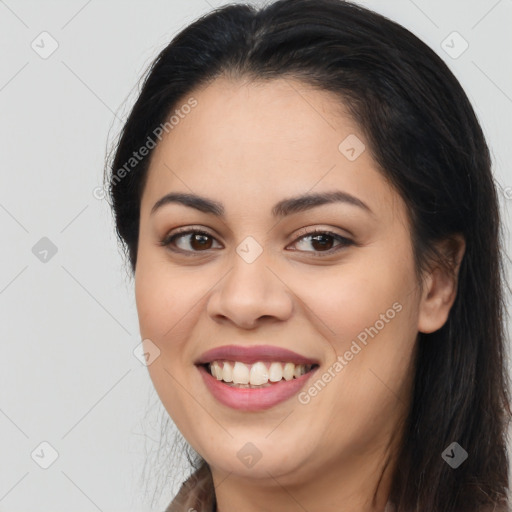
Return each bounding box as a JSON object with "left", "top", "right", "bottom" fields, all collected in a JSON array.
[{"left": 150, "top": 190, "right": 373, "bottom": 218}]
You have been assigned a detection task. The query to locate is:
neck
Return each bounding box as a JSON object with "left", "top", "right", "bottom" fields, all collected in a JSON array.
[{"left": 211, "top": 437, "right": 399, "bottom": 512}]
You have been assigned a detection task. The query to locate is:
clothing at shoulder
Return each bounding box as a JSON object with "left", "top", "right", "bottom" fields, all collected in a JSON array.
[{"left": 165, "top": 463, "right": 215, "bottom": 512}]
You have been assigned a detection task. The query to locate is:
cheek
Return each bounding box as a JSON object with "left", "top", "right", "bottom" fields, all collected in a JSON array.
[
  {"left": 343, "top": 280, "right": 418, "bottom": 406},
  {"left": 134, "top": 270, "right": 171, "bottom": 341},
  {"left": 294, "top": 246, "right": 419, "bottom": 407},
  {"left": 134, "top": 256, "right": 205, "bottom": 433},
  {"left": 134, "top": 250, "right": 218, "bottom": 378},
  {"left": 134, "top": 248, "right": 195, "bottom": 341},
  {"left": 293, "top": 254, "right": 417, "bottom": 349}
]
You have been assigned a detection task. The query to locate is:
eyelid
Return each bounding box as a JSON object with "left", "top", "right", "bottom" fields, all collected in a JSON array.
[
  {"left": 289, "top": 226, "right": 353, "bottom": 244},
  {"left": 287, "top": 228, "right": 354, "bottom": 253},
  {"left": 159, "top": 225, "right": 354, "bottom": 255},
  {"left": 158, "top": 226, "right": 221, "bottom": 249}
]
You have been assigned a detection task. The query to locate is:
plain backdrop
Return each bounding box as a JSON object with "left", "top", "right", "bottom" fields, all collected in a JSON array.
[{"left": 1, "top": 0, "right": 511, "bottom": 511}]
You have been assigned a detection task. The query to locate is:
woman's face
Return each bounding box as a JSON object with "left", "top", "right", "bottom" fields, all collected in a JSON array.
[{"left": 135, "top": 77, "right": 426, "bottom": 487}]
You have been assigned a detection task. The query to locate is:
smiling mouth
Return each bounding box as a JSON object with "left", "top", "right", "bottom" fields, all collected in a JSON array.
[{"left": 202, "top": 360, "right": 319, "bottom": 388}]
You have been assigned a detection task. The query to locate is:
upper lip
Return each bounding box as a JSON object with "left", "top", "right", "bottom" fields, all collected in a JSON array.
[{"left": 195, "top": 344, "right": 320, "bottom": 366}]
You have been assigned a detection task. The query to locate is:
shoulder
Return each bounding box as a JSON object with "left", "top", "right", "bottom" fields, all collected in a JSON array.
[{"left": 165, "top": 463, "right": 215, "bottom": 512}]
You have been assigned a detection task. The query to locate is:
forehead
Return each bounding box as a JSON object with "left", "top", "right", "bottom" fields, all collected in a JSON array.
[
  {"left": 155, "top": 76, "right": 353, "bottom": 167},
  {"left": 141, "top": 76, "right": 404, "bottom": 223}
]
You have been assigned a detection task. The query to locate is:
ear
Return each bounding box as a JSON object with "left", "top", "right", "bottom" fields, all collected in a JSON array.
[{"left": 417, "top": 234, "right": 466, "bottom": 334}]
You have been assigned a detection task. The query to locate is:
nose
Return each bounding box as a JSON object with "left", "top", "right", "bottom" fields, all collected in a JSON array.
[{"left": 206, "top": 250, "right": 294, "bottom": 330}]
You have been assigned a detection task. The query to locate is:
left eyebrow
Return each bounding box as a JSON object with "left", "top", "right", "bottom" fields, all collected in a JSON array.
[
  {"left": 271, "top": 190, "right": 373, "bottom": 217},
  {"left": 150, "top": 190, "right": 373, "bottom": 217}
]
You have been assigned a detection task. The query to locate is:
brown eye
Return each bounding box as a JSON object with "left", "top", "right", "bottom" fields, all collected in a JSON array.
[
  {"left": 160, "top": 228, "right": 353, "bottom": 256},
  {"left": 290, "top": 230, "right": 353, "bottom": 254},
  {"left": 310, "top": 233, "right": 334, "bottom": 251},
  {"left": 160, "top": 230, "right": 222, "bottom": 253},
  {"left": 188, "top": 233, "right": 213, "bottom": 250}
]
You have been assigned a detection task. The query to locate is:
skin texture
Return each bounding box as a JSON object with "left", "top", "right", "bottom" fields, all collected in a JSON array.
[{"left": 135, "top": 77, "right": 465, "bottom": 512}]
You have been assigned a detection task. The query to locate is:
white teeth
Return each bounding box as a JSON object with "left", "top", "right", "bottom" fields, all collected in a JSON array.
[
  {"left": 249, "top": 362, "right": 269, "bottom": 385},
  {"left": 269, "top": 362, "right": 283, "bottom": 382},
  {"left": 208, "top": 360, "right": 314, "bottom": 385},
  {"left": 283, "top": 362, "right": 295, "bottom": 381},
  {"left": 232, "top": 361, "right": 250, "bottom": 384},
  {"left": 211, "top": 361, "right": 223, "bottom": 380},
  {"left": 222, "top": 361, "right": 233, "bottom": 382}
]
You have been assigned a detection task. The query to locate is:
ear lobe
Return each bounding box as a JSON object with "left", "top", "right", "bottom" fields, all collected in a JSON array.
[{"left": 417, "top": 234, "right": 466, "bottom": 334}]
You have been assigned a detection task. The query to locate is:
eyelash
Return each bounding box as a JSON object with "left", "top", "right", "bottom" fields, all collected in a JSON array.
[{"left": 158, "top": 227, "right": 354, "bottom": 256}]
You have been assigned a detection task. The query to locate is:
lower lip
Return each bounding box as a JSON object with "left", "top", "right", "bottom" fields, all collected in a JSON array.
[{"left": 197, "top": 364, "right": 319, "bottom": 411}]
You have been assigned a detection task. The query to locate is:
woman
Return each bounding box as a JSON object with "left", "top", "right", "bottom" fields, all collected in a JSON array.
[{"left": 105, "top": 0, "right": 511, "bottom": 510}]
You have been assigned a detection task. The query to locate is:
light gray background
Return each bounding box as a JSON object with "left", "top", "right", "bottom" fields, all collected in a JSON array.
[{"left": 1, "top": 1, "right": 511, "bottom": 511}]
